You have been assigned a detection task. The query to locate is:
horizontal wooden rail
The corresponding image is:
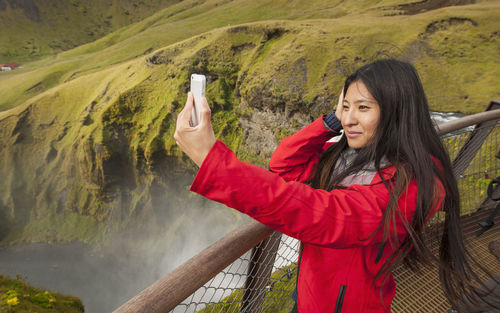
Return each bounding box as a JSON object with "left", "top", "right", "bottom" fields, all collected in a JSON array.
[
  {"left": 113, "top": 102, "right": 500, "bottom": 313},
  {"left": 435, "top": 101, "right": 500, "bottom": 136}
]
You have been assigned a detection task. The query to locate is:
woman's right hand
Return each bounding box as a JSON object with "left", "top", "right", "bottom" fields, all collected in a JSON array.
[{"left": 174, "top": 92, "right": 216, "bottom": 167}]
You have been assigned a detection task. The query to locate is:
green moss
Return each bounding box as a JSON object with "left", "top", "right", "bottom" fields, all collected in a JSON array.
[
  {"left": 102, "top": 86, "right": 149, "bottom": 128},
  {"left": 145, "top": 135, "right": 166, "bottom": 162},
  {"left": 31, "top": 292, "right": 56, "bottom": 308},
  {"left": 237, "top": 149, "right": 268, "bottom": 167},
  {"left": 212, "top": 110, "right": 243, "bottom": 152},
  {"left": 274, "top": 128, "right": 294, "bottom": 142},
  {"left": 0, "top": 274, "right": 84, "bottom": 313},
  {"left": 198, "top": 289, "right": 245, "bottom": 312}
]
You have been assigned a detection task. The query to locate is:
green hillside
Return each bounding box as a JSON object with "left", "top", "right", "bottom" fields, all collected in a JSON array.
[
  {"left": 2, "top": 0, "right": 498, "bottom": 113},
  {"left": 0, "top": 0, "right": 499, "bottom": 248},
  {"left": 0, "top": 0, "right": 182, "bottom": 62}
]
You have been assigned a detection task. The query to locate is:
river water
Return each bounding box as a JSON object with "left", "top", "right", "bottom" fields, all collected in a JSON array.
[{"left": 0, "top": 111, "right": 468, "bottom": 313}]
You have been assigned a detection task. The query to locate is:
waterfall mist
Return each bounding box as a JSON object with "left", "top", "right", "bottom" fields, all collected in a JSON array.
[{"left": 0, "top": 175, "right": 249, "bottom": 313}]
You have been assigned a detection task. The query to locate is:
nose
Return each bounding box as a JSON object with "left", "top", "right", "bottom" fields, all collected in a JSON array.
[{"left": 342, "top": 108, "right": 357, "bottom": 126}]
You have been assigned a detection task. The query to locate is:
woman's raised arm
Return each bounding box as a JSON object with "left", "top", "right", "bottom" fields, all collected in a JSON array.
[
  {"left": 269, "top": 116, "right": 340, "bottom": 182},
  {"left": 270, "top": 89, "right": 344, "bottom": 182}
]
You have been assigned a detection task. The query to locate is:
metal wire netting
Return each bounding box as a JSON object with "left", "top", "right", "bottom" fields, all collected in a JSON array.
[
  {"left": 171, "top": 234, "right": 299, "bottom": 313},
  {"left": 172, "top": 122, "right": 500, "bottom": 313}
]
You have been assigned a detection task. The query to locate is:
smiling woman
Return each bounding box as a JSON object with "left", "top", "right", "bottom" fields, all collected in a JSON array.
[
  {"left": 174, "top": 59, "right": 498, "bottom": 313},
  {"left": 338, "top": 80, "right": 381, "bottom": 149}
]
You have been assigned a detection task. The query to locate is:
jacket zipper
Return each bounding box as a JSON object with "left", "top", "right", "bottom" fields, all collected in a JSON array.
[{"left": 333, "top": 284, "right": 347, "bottom": 313}]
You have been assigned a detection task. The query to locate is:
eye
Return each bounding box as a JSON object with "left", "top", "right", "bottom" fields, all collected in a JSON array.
[
  {"left": 342, "top": 104, "right": 349, "bottom": 110},
  {"left": 359, "top": 105, "right": 370, "bottom": 110}
]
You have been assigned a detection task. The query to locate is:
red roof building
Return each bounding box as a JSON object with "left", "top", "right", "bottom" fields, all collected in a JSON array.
[{"left": 5, "top": 62, "right": 19, "bottom": 68}]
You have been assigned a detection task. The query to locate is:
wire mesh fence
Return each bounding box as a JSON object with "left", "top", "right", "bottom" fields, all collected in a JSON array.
[
  {"left": 171, "top": 235, "right": 299, "bottom": 313},
  {"left": 171, "top": 121, "right": 500, "bottom": 313}
]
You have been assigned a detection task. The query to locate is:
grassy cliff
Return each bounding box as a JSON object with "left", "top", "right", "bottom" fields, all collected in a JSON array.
[{"left": 0, "top": 0, "right": 499, "bottom": 247}]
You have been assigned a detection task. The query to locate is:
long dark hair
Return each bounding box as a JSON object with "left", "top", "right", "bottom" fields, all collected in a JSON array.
[{"left": 309, "top": 59, "right": 495, "bottom": 310}]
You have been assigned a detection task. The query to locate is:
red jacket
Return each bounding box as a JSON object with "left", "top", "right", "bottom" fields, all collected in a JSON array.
[{"left": 190, "top": 116, "right": 444, "bottom": 312}]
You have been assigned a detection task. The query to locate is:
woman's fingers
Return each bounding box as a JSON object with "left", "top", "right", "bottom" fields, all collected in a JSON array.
[
  {"left": 338, "top": 88, "right": 344, "bottom": 106},
  {"left": 199, "top": 97, "right": 211, "bottom": 127},
  {"left": 179, "top": 92, "right": 194, "bottom": 127},
  {"left": 335, "top": 88, "right": 344, "bottom": 121},
  {"left": 175, "top": 93, "right": 192, "bottom": 142}
]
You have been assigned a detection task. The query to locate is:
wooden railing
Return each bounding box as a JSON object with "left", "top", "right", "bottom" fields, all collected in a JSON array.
[
  {"left": 114, "top": 221, "right": 273, "bottom": 313},
  {"left": 113, "top": 101, "right": 500, "bottom": 313}
]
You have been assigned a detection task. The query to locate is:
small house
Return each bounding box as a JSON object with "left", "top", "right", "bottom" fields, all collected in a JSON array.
[
  {"left": 1, "top": 67, "right": 12, "bottom": 71},
  {"left": 5, "top": 62, "right": 19, "bottom": 69}
]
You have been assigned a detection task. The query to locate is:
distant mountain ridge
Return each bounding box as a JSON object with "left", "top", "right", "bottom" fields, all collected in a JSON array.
[{"left": 0, "top": 0, "right": 181, "bottom": 61}]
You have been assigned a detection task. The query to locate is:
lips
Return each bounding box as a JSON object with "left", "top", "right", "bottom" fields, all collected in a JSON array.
[{"left": 345, "top": 131, "right": 362, "bottom": 138}]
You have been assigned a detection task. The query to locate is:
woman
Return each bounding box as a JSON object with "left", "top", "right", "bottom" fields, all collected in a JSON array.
[{"left": 174, "top": 59, "right": 493, "bottom": 312}]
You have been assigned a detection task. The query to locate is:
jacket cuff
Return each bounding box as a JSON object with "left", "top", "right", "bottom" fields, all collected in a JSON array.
[
  {"left": 323, "top": 112, "right": 342, "bottom": 132},
  {"left": 190, "top": 140, "right": 227, "bottom": 194}
]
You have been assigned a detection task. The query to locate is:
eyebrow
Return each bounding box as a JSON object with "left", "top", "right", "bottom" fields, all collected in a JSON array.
[{"left": 343, "top": 99, "right": 377, "bottom": 104}]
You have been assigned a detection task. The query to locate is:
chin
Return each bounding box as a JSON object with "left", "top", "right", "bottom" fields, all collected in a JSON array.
[{"left": 347, "top": 141, "right": 364, "bottom": 149}]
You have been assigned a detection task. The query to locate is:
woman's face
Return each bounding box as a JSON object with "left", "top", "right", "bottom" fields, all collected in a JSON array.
[{"left": 340, "top": 80, "right": 381, "bottom": 149}]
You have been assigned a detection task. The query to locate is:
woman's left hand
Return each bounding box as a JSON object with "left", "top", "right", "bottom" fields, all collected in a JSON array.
[
  {"left": 174, "top": 92, "right": 216, "bottom": 167},
  {"left": 335, "top": 87, "right": 344, "bottom": 121}
]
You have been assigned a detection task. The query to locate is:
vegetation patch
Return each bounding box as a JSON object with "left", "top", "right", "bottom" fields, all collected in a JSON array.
[
  {"left": 0, "top": 274, "right": 84, "bottom": 313},
  {"left": 396, "top": 0, "right": 476, "bottom": 15},
  {"left": 197, "top": 264, "right": 297, "bottom": 313},
  {"left": 419, "top": 17, "right": 478, "bottom": 38}
]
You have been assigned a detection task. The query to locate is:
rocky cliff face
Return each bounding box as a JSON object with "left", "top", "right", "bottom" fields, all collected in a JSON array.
[{"left": 0, "top": 1, "right": 498, "bottom": 248}]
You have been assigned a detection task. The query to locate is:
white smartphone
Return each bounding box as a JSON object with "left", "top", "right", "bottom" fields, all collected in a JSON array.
[{"left": 190, "top": 74, "right": 206, "bottom": 127}]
